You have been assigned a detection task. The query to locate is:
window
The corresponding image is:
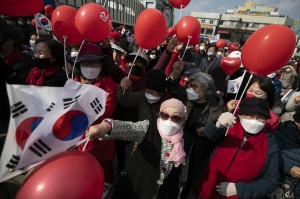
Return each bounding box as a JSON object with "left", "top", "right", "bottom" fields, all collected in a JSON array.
[
  {"left": 201, "top": 19, "right": 206, "bottom": 24},
  {"left": 119, "top": 4, "right": 124, "bottom": 11},
  {"left": 209, "top": 20, "right": 214, "bottom": 24},
  {"left": 108, "top": 1, "right": 116, "bottom": 9}
]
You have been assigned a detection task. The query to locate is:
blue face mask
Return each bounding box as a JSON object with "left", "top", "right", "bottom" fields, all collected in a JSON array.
[{"left": 207, "top": 52, "right": 214, "bottom": 56}]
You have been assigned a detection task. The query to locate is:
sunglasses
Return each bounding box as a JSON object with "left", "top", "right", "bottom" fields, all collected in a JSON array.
[{"left": 159, "top": 112, "right": 182, "bottom": 123}]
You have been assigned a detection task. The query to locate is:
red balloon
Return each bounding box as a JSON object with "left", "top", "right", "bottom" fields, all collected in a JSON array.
[
  {"left": 190, "top": 35, "right": 200, "bottom": 46},
  {"left": 135, "top": 8, "right": 167, "bottom": 49},
  {"left": 44, "top": 5, "right": 54, "bottom": 15},
  {"left": 176, "top": 16, "right": 201, "bottom": 44},
  {"left": 241, "top": 24, "right": 296, "bottom": 75},
  {"left": 220, "top": 57, "right": 241, "bottom": 75},
  {"left": 216, "top": 39, "right": 226, "bottom": 48},
  {"left": 168, "top": 0, "right": 191, "bottom": 9},
  {"left": 226, "top": 43, "right": 231, "bottom": 48},
  {"left": 0, "top": 0, "right": 43, "bottom": 16},
  {"left": 16, "top": 151, "right": 104, "bottom": 199},
  {"left": 167, "top": 26, "right": 177, "bottom": 37},
  {"left": 52, "top": 6, "right": 83, "bottom": 44},
  {"left": 75, "top": 3, "right": 111, "bottom": 42}
]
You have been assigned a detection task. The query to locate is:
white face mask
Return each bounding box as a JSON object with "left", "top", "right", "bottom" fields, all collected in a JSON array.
[
  {"left": 150, "top": 54, "right": 157, "bottom": 60},
  {"left": 217, "top": 52, "right": 222, "bottom": 56},
  {"left": 158, "top": 118, "right": 181, "bottom": 136},
  {"left": 18, "top": 21, "right": 23, "bottom": 26},
  {"left": 240, "top": 118, "right": 265, "bottom": 134},
  {"left": 70, "top": 52, "right": 79, "bottom": 57},
  {"left": 27, "top": 21, "right": 31, "bottom": 25},
  {"left": 80, "top": 67, "right": 101, "bottom": 79},
  {"left": 285, "top": 68, "right": 291, "bottom": 72},
  {"left": 199, "top": 46, "right": 205, "bottom": 51},
  {"left": 145, "top": 92, "right": 161, "bottom": 104},
  {"left": 186, "top": 87, "right": 203, "bottom": 101},
  {"left": 157, "top": 46, "right": 161, "bottom": 51},
  {"left": 29, "top": 40, "right": 36, "bottom": 48}
]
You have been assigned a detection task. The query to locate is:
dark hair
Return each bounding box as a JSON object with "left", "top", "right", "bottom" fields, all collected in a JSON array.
[
  {"left": 0, "top": 20, "right": 24, "bottom": 51},
  {"left": 38, "top": 33, "right": 54, "bottom": 41},
  {"left": 247, "top": 76, "right": 275, "bottom": 108},
  {"left": 74, "top": 60, "right": 109, "bottom": 80},
  {"left": 180, "top": 46, "right": 193, "bottom": 62},
  {"left": 29, "top": 32, "right": 37, "bottom": 40},
  {"left": 36, "top": 38, "right": 65, "bottom": 67},
  {"left": 293, "top": 107, "right": 300, "bottom": 122}
]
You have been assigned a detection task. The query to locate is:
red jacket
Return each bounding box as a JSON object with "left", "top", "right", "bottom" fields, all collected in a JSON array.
[{"left": 78, "top": 76, "right": 118, "bottom": 162}]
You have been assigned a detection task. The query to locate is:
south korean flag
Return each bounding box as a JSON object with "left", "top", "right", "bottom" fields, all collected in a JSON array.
[
  {"left": 0, "top": 85, "right": 62, "bottom": 182},
  {"left": 15, "top": 80, "right": 108, "bottom": 170}
]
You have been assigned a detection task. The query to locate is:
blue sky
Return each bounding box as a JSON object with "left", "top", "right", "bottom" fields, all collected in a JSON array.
[{"left": 174, "top": 0, "right": 300, "bottom": 29}]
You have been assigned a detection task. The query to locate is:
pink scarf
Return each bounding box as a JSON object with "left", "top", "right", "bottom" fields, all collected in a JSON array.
[{"left": 157, "top": 119, "right": 186, "bottom": 167}]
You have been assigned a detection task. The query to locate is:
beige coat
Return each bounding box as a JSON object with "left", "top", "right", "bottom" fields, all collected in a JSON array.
[{"left": 279, "top": 66, "right": 297, "bottom": 96}]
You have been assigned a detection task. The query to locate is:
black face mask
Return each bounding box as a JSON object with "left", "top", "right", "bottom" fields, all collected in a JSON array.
[
  {"left": 129, "top": 65, "right": 143, "bottom": 76},
  {"left": 0, "top": 40, "right": 3, "bottom": 53},
  {"left": 34, "top": 57, "right": 51, "bottom": 69}
]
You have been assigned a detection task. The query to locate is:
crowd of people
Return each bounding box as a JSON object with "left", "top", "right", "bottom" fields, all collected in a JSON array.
[{"left": 0, "top": 15, "right": 300, "bottom": 199}]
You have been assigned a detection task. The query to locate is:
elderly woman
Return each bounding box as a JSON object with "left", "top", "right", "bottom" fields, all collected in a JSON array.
[
  {"left": 26, "top": 38, "right": 67, "bottom": 86},
  {"left": 68, "top": 43, "right": 118, "bottom": 198},
  {"left": 86, "top": 98, "right": 193, "bottom": 199},
  {"left": 280, "top": 91, "right": 300, "bottom": 122},
  {"left": 227, "top": 76, "right": 279, "bottom": 132},
  {"left": 167, "top": 61, "right": 225, "bottom": 196},
  {"left": 279, "top": 65, "right": 297, "bottom": 97},
  {"left": 194, "top": 98, "right": 279, "bottom": 198}
]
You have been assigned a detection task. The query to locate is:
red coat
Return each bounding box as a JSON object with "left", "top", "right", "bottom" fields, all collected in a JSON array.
[{"left": 78, "top": 76, "right": 118, "bottom": 162}]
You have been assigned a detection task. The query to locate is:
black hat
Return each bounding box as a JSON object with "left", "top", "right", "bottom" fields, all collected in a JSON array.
[
  {"left": 145, "top": 69, "right": 166, "bottom": 93},
  {"left": 238, "top": 98, "right": 271, "bottom": 119},
  {"left": 184, "top": 68, "right": 201, "bottom": 75}
]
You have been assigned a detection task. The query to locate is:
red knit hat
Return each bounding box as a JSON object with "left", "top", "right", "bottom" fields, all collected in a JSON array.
[{"left": 109, "top": 31, "right": 120, "bottom": 41}]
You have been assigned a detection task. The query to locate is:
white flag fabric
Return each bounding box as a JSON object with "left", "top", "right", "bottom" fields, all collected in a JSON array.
[
  {"left": 34, "top": 13, "right": 52, "bottom": 31},
  {"left": 0, "top": 85, "right": 62, "bottom": 182},
  {"left": 15, "top": 80, "right": 108, "bottom": 170},
  {"left": 121, "top": 28, "right": 126, "bottom": 35},
  {"left": 227, "top": 75, "right": 244, "bottom": 94},
  {"left": 210, "top": 34, "right": 220, "bottom": 43}
]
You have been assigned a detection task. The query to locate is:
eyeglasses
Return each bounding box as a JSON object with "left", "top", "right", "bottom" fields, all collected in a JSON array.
[
  {"left": 80, "top": 60, "right": 101, "bottom": 67},
  {"left": 187, "top": 83, "right": 199, "bottom": 90},
  {"left": 159, "top": 112, "right": 182, "bottom": 123}
]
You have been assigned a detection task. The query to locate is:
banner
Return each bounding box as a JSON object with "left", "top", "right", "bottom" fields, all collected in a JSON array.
[
  {"left": 15, "top": 80, "right": 108, "bottom": 170},
  {"left": 210, "top": 34, "right": 220, "bottom": 43},
  {"left": 0, "top": 85, "right": 62, "bottom": 182}
]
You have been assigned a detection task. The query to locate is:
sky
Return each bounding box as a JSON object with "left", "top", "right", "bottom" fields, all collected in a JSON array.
[{"left": 173, "top": 0, "right": 300, "bottom": 30}]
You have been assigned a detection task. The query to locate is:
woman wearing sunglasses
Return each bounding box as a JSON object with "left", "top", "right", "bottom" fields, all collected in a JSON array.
[
  {"left": 85, "top": 98, "right": 193, "bottom": 199},
  {"left": 167, "top": 61, "right": 225, "bottom": 197}
]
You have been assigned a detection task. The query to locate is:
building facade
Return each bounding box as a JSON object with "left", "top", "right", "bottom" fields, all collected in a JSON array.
[
  {"left": 191, "top": 12, "right": 221, "bottom": 39},
  {"left": 217, "top": 1, "right": 298, "bottom": 44},
  {"left": 55, "top": 0, "right": 145, "bottom": 28},
  {"left": 138, "top": 0, "right": 174, "bottom": 27}
]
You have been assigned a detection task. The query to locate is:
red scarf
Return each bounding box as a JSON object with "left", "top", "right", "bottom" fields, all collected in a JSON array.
[
  {"left": 194, "top": 121, "right": 268, "bottom": 199},
  {"left": 3, "top": 49, "right": 22, "bottom": 66},
  {"left": 129, "top": 72, "right": 145, "bottom": 92},
  {"left": 26, "top": 65, "right": 61, "bottom": 86}
]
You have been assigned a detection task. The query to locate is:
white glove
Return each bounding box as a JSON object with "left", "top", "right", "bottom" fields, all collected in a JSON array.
[
  {"left": 216, "top": 182, "right": 237, "bottom": 197},
  {"left": 216, "top": 112, "right": 236, "bottom": 128}
]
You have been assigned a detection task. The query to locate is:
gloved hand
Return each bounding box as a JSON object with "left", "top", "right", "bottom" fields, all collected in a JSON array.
[
  {"left": 216, "top": 182, "right": 237, "bottom": 197},
  {"left": 216, "top": 112, "right": 236, "bottom": 128}
]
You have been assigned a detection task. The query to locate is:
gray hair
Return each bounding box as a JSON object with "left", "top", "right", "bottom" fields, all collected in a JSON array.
[{"left": 189, "top": 72, "right": 215, "bottom": 99}]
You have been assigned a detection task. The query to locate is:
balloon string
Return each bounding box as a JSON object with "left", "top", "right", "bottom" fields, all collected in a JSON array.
[
  {"left": 234, "top": 70, "right": 247, "bottom": 100},
  {"left": 71, "top": 39, "right": 85, "bottom": 80},
  {"left": 181, "top": 37, "right": 191, "bottom": 60},
  {"left": 178, "top": 5, "right": 183, "bottom": 23},
  {"left": 63, "top": 36, "right": 69, "bottom": 80},
  {"left": 225, "top": 74, "right": 253, "bottom": 136},
  {"left": 82, "top": 138, "right": 90, "bottom": 152},
  {"left": 103, "top": 0, "right": 107, "bottom": 7},
  {"left": 123, "top": 48, "right": 141, "bottom": 94}
]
